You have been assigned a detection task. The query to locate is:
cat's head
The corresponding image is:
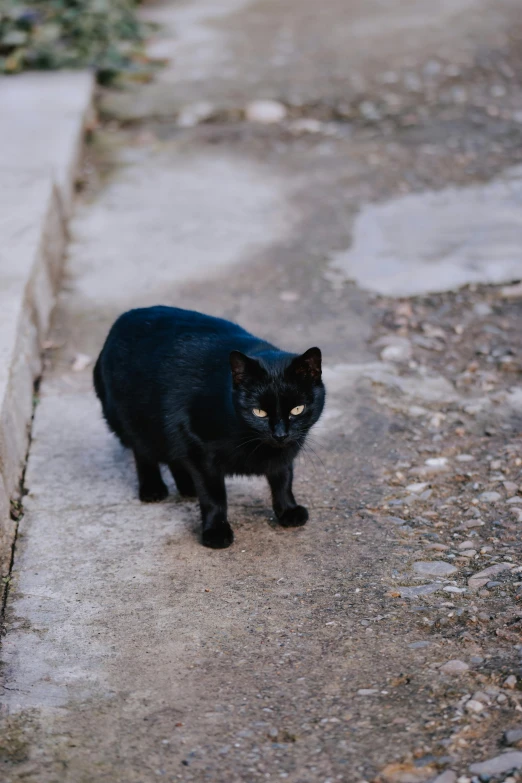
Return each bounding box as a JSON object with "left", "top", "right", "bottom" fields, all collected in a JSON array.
[{"left": 229, "top": 347, "right": 325, "bottom": 447}]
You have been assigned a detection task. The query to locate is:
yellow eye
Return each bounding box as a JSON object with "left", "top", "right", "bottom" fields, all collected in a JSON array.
[
  {"left": 290, "top": 405, "right": 305, "bottom": 416},
  {"left": 252, "top": 408, "right": 268, "bottom": 418}
]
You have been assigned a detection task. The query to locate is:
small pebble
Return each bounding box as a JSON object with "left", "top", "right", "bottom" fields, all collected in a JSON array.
[
  {"left": 413, "top": 561, "right": 458, "bottom": 577},
  {"left": 380, "top": 340, "right": 412, "bottom": 363},
  {"left": 398, "top": 583, "right": 443, "bottom": 598},
  {"left": 177, "top": 101, "right": 215, "bottom": 127},
  {"left": 468, "top": 563, "right": 514, "bottom": 590},
  {"left": 465, "top": 699, "right": 484, "bottom": 713},
  {"left": 407, "top": 482, "right": 429, "bottom": 494},
  {"left": 444, "top": 586, "right": 466, "bottom": 594},
  {"left": 504, "top": 727, "right": 522, "bottom": 745},
  {"left": 432, "top": 773, "right": 457, "bottom": 783},
  {"left": 279, "top": 291, "right": 300, "bottom": 302},
  {"left": 245, "top": 100, "right": 287, "bottom": 123},
  {"left": 440, "top": 660, "right": 469, "bottom": 675},
  {"left": 469, "top": 751, "right": 522, "bottom": 775},
  {"left": 479, "top": 491, "right": 501, "bottom": 503},
  {"left": 505, "top": 675, "right": 518, "bottom": 690},
  {"left": 71, "top": 353, "right": 92, "bottom": 372},
  {"left": 357, "top": 688, "right": 378, "bottom": 696}
]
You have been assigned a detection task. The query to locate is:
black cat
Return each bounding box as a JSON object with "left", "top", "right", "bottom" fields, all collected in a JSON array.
[{"left": 93, "top": 306, "right": 325, "bottom": 548}]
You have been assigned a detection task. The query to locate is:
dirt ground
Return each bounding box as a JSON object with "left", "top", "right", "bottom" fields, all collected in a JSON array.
[{"left": 2, "top": 1, "right": 522, "bottom": 782}]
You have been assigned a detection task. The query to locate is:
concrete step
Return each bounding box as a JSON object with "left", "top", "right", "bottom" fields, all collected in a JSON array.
[{"left": 0, "top": 72, "right": 94, "bottom": 578}]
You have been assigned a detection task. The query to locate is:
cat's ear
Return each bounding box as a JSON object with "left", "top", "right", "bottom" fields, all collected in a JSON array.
[
  {"left": 287, "top": 347, "right": 322, "bottom": 382},
  {"left": 230, "top": 351, "right": 262, "bottom": 386}
]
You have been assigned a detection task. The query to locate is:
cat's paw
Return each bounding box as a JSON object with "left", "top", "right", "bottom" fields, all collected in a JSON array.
[
  {"left": 202, "top": 522, "right": 234, "bottom": 549},
  {"left": 278, "top": 505, "right": 309, "bottom": 528},
  {"left": 139, "top": 481, "right": 169, "bottom": 503}
]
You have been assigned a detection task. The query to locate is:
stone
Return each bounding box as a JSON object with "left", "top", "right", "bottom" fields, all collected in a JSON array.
[
  {"left": 431, "top": 773, "right": 457, "bottom": 783},
  {"left": 245, "top": 100, "right": 287, "bottom": 123},
  {"left": 378, "top": 762, "right": 436, "bottom": 782},
  {"left": 479, "top": 491, "right": 501, "bottom": 502},
  {"left": 443, "top": 586, "right": 466, "bottom": 594},
  {"left": 502, "top": 282, "right": 522, "bottom": 298},
  {"left": 439, "top": 660, "right": 469, "bottom": 675},
  {"left": 425, "top": 457, "right": 448, "bottom": 467},
  {"left": 458, "top": 540, "right": 474, "bottom": 549},
  {"left": 456, "top": 454, "right": 474, "bottom": 462},
  {"left": 407, "top": 483, "right": 429, "bottom": 494},
  {"left": 359, "top": 101, "right": 382, "bottom": 121},
  {"left": 505, "top": 727, "right": 522, "bottom": 745},
  {"left": 469, "top": 752, "right": 522, "bottom": 776},
  {"left": 279, "top": 290, "right": 300, "bottom": 302},
  {"left": 472, "top": 691, "right": 490, "bottom": 703},
  {"left": 177, "top": 101, "right": 215, "bottom": 127},
  {"left": 385, "top": 516, "right": 408, "bottom": 526},
  {"left": 505, "top": 675, "right": 518, "bottom": 689},
  {"left": 357, "top": 689, "right": 378, "bottom": 695},
  {"left": 289, "top": 118, "right": 324, "bottom": 133},
  {"left": 398, "top": 583, "right": 444, "bottom": 599},
  {"left": 468, "top": 563, "right": 515, "bottom": 590},
  {"left": 413, "top": 561, "right": 458, "bottom": 577},
  {"left": 71, "top": 353, "right": 92, "bottom": 372},
  {"left": 381, "top": 342, "right": 412, "bottom": 363},
  {"left": 473, "top": 302, "right": 493, "bottom": 316},
  {"left": 408, "top": 641, "right": 431, "bottom": 649},
  {"left": 465, "top": 699, "right": 484, "bottom": 713},
  {"left": 459, "top": 519, "right": 484, "bottom": 529}
]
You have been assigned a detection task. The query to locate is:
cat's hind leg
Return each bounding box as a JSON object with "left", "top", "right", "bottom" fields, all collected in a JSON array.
[
  {"left": 169, "top": 461, "right": 197, "bottom": 498},
  {"left": 134, "top": 452, "right": 168, "bottom": 502}
]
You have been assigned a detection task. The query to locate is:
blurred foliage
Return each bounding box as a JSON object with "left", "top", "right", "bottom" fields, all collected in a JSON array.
[{"left": 0, "top": 1, "right": 156, "bottom": 82}]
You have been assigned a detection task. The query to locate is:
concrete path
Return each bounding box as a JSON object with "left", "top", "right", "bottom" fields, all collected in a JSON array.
[{"left": 3, "top": 2, "right": 522, "bottom": 782}]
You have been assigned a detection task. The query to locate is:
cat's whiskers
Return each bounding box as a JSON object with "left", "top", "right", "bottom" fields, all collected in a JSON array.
[
  {"left": 296, "top": 437, "right": 326, "bottom": 476},
  {"left": 303, "top": 441, "right": 327, "bottom": 471}
]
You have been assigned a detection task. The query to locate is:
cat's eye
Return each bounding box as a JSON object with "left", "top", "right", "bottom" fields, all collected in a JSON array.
[
  {"left": 290, "top": 405, "right": 305, "bottom": 416},
  {"left": 252, "top": 408, "right": 268, "bottom": 418}
]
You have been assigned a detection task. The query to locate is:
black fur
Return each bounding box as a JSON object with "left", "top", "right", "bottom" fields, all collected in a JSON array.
[{"left": 93, "top": 306, "right": 325, "bottom": 548}]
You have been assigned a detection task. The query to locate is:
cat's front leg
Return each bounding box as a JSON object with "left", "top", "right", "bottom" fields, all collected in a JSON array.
[
  {"left": 190, "top": 464, "right": 233, "bottom": 549},
  {"left": 267, "top": 465, "right": 308, "bottom": 528}
]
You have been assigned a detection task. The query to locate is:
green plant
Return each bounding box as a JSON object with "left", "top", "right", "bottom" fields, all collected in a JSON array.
[{"left": 0, "top": 0, "right": 153, "bottom": 81}]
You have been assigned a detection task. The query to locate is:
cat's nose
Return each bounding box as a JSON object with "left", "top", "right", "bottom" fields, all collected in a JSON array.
[{"left": 273, "top": 432, "right": 288, "bottom": 443}]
